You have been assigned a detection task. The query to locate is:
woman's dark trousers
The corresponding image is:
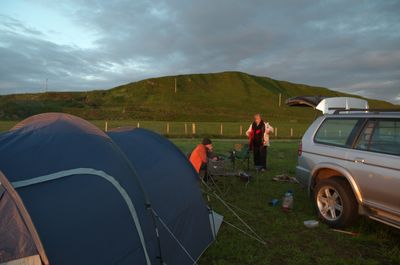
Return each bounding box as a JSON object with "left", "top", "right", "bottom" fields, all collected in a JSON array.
[{"left": 253, "top": 145, "right": 267, "bottom": 169}]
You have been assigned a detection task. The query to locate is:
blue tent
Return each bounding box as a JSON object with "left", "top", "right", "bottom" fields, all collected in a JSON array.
[
  {"left": 108, "top": 127, "right": 214, "bottom": 264},
  {"left": 0, "top": 113, "right": 214, "bottom": 265}
]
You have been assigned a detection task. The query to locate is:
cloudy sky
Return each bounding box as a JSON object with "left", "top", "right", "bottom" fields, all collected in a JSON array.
[{"left": 1, "top": 0, "right": 399, "bottom": 104}]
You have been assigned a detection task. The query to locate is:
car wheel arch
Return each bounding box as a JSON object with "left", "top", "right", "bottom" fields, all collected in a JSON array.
[{"left": 310, "top": 163, "right": 363, "bottom": 204}]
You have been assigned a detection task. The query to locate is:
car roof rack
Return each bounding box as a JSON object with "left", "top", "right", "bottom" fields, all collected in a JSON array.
[{"left": 330, "top": 108, "right": 400, "bottom": 114}]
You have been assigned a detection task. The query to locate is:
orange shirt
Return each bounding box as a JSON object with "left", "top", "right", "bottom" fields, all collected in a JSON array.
[{"left": 189, "top": 144, "right": 208, "bottom": 173}]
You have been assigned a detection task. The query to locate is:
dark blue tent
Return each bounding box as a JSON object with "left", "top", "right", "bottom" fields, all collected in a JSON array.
[
  {"left": 0, "top": 113, "right": 214, "bottom": 265},
  {"left": 108, "top": 127, "right": 214, "bottom": 264}
]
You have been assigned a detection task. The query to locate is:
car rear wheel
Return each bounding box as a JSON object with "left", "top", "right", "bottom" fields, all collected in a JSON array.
[{"left": 314, "top": 178, "right": 358, "bottom": 228}]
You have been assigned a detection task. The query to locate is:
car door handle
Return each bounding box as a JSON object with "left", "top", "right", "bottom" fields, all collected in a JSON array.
[{"left": 354, "top": 157, "right": 365, "bottom": 163}]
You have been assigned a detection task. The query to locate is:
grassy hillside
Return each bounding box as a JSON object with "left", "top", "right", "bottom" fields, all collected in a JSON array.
[{"left": 0, "top": 71, "right": 396, "bottom": 122}]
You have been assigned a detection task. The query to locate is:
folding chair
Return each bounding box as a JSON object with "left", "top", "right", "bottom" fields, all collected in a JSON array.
[{"left": 231, "top": 143, "right": 250, "bottom": 170}]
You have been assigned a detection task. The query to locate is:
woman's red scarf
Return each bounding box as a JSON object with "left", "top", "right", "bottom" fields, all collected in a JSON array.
[{"left": 248, "top": 120, "right": 265, "bottom": 150}]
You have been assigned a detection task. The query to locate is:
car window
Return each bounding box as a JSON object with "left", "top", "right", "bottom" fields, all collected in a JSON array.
[
  {"left": 315, "top": 119, "right": 359, "bottom": 147},
  {"left": 356, "top": 119, "right": 400, "bottom": 156}
]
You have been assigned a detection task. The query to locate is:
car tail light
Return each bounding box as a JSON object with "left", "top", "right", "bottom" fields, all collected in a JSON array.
[{"left": 298, "top": 141, "right": 302, "bottom": 156}]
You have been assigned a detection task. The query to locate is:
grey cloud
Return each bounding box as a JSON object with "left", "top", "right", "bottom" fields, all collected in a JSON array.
[
  {"left": 0, "top": 0, "right": 399, "bottom": 104},
  {"left": 0, "top": 14, "right": 152, "bottom": 93}
]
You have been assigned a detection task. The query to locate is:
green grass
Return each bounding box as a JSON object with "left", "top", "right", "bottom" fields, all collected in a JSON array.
[
  {"left": 0, "top": 121, "right": 16, "bottom": 132},
  {"left": 172, "top": 139, "right": 400, "bottom": 265}
]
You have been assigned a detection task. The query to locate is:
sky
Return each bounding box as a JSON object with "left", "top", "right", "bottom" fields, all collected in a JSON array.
[{"left": 0, "top": 0, "right": 399, "bottom": 104}]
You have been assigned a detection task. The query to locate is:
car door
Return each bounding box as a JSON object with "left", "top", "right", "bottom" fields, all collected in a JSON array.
[{"left": 347, "top": 118, "right": 400, "bottom": 215}]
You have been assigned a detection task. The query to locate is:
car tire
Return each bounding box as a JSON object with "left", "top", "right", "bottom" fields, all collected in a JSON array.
[{"left": 314, "top": 177, "right": 359, "bottom": 228}]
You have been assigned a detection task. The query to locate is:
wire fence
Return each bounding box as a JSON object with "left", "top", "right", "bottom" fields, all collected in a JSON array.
[
  {"left": 0, "top": 120, "right": 309, "bottom": 138},
  {"left": 96, "top": 120, "right": 308, "bottom": 139}
]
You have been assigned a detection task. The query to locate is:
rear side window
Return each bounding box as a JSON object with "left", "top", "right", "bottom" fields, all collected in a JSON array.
[
  {"left": 314, "top": 119, "right": 359, "bottom": 147},
  {"left": 356, "top": 119, "right": 400, "bottom": 156}
]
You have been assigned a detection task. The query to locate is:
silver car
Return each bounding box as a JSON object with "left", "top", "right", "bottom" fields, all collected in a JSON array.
[{"left": 296, "top": 110, "right": 400, "bottom": 228}]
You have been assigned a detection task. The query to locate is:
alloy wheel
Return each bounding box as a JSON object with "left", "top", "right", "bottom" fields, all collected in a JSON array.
[{"left": 316, "top": 185, "right": 343, "bottom": 221}]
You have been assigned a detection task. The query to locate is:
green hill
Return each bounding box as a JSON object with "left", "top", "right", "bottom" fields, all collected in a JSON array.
[{"left": 0, "top": 71, "right": 396, "bottom": 122}]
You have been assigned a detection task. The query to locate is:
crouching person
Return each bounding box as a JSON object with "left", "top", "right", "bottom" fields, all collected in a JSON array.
[{"left": 189, "top": 138, "right": 216, "bottom": 181}]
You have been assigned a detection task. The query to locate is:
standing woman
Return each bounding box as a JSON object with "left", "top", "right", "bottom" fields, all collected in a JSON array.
[{"left": 246, "top": 113, "right": 274, "bottom": 171}]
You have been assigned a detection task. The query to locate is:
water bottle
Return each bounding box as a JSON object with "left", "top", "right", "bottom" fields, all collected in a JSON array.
[{"left": 282, "top": 190, "right": 294, "bottom": 211}]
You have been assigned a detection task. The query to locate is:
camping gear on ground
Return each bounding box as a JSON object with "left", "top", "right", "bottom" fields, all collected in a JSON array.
[
  {"left": 238, "top": 171, "right": 251, "bottom": 182},
  {"left": 304, "top": 220, "right": 319, "bottom": 228},
  {"left": 273, "top": 174, "right": 299, "bottom": 183},
  {"left": 269, "top": 199, "right": 279, "bottom": 206},
  {"left": 254, "top": 165, "right": 264, "bottom": 172},
  {"left": 207, "top": 159, "right": 231, "bottom": 177},
  {"left": 0, "top": 113, "right": 217, "bottom": 265},
  {"left": 332, "top": 229, "right": 359, "bottom": 236},
  {"left": 207, "top": 155, "right": 248, "bottom": 179},
  {"left": 282, "top": 190, "right": 294, "bottom": 211},
  {"left": 205, "top": 143, "right": 254, "bottom": 177}
]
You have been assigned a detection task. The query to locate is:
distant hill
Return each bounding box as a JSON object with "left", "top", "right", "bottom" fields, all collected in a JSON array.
[{"left": 0, "top": 71, "right": 396, "bottom": 122}]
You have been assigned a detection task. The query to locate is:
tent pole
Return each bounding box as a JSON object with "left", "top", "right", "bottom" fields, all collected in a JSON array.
[
  {"left": 150, "top": 208, "right": 198, "bottom": 265},
  {"left": 208, "top": 196, "right": 218, "bottom": 241},
  {"left": 201, "top": 189, "right": 255, "bottom": 217},
  {"left": 112, "top": 144, "right": 165, "bottom": 264},
  {"left": 212, "top": 190, "right": 267, "bottom": 244},
  {"left": 147, "top": 204, "right": 165, "bottom": 265},
  {"left": 201, "top": 180, "right": 268, "bottom": 245},
  {"left": 222, "top": 220, "right": 267, "bottom": 245},
  {"left": 208, "top": 174, "right": 224, "bottom": 196}
]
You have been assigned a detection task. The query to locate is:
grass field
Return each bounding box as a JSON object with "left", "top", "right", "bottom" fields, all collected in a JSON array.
[
  {"left": 0, "top": 120, "right": 310, "bottom": 138},
  {"left": 172, "top": 139, "right": 400, "bottom": 265}
]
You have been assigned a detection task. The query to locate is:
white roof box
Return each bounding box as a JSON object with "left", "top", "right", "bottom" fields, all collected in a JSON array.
[{"left": 316, "top": 97, "right": 369, "bottom": 114}]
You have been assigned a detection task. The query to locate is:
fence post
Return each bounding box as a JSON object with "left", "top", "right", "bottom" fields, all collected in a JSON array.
[
  {"left": 240, "top": 125, "right": 243, "bottom": 136},
  {"left": 184, "top": 123, "right": 188, "bottom": 135},
  {"left": 166, "top": 122, "right": 170, "bottom": 134},
  {"left": 192, "top": 123, "right": 196, "bottom": 135},
  {"left": 137, "top": 122, "right": 140, "bottom": 128},
  {"left": 275, "top": 127, "right": 278, "bottom": 137},
  {"left": 290, "top": 128, "right": 294, "bottom": 137},
  {"left": 220, "top": 123, "right": 223, "bottom": 136},
  {"left": 279, "top": 93, "right": 282, "bottom": 107},
  {"left": 105, "top": 121, "right": 108, "bottom": 132}
]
